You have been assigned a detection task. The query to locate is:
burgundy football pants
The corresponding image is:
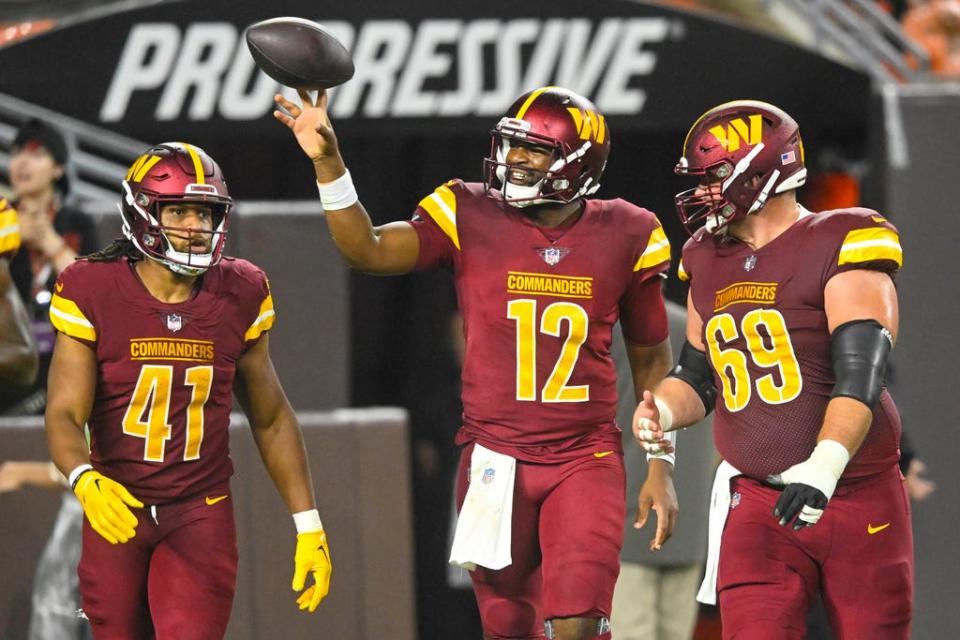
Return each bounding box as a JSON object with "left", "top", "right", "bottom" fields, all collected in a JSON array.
[
  {"left": 718, "top": 464, "right": 913, "bottom": 639},
  {"left": 456, "top": 442, "right": 625, "bottom": 639},
  {"left": 78, "top": 481, "right": 237, "bottom": 639}
]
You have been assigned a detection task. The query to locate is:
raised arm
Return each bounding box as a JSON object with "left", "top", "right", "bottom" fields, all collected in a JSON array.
[{"left": 274, "top": 90, "right": 420, "bottom": 275}]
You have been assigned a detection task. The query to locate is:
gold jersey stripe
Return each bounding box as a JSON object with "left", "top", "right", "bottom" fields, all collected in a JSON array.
[
  {"left": 678, "top": 259, "right": 689, "bottom": 282},
  {"left": 515, "top": 86, "right": 557, "bottom": 120},
  {"left": 133, "top": 155, "right": 162, "bottom": 182},
  {"left": 418, "top": 184, "right": 460, "bottom": 249},
  {"left": 0, "top": 206, "right": 20, "bottom": 254},
  {"left": 181, "top": 143, "right": 206, "bottom": 185},
  {"left": 244, "top": 294, "right": 276, "bottom": 341},
  {"left": 49, "top": 294, "right": 96, "bottom": 341},
  {"left": 838, "top": 227, "right": 902, "bottom": 267},
  {"left": 633, "top": 227, "right": 671, "bottom": 271}
]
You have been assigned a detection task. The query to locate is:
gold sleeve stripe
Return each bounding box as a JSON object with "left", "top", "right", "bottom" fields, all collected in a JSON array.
[
  {"left": 838, "top": 227, "right": 902, "bottom": 267},
  {"left": 49, "top": 294, "right": 96, "bottom": 341},
  {"left": 0, "top": 207, "right": 20, "bottom": 254},
  {"left": 244, "top": 294, "right": 276, "bottom": 341},
  {"left": 633, "top": 227, "right": 671, "bottom": 271},
  {"left": 515, "top": 86, "right": 557, "bottom": 119},
  {"left": 678, "top": 259, "right": 690, "bottom": 282},
  {"left": 181, "top": 143, "right": 206, "bottom": 185},
  {"left": 418, "top": 185, "right": 461, "bottom": 250}
]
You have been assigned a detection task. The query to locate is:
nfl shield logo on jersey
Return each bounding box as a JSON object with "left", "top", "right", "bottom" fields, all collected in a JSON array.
[
  {"left": 743, "top": 255, "right": 757, "bottom": 272},
  {"left": 166, "top": 313, "right": 183, "bottom": 332},
  {"left": 481, "top": 467, "right": 496, "bottom": 484},
  {"left": 536, "top": 247, "right": 571, "bottom": 266}
]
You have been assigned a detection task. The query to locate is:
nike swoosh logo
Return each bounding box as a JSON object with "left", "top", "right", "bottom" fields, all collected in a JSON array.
[
  {"left": 205, "top": 495, "right": 228, "bottom": 506},
  {"left": 593, "top": 451, "right": 615, "bottom": 458},
  {"left": 867, "top": 522, "right": 891, "bottom": 535}
]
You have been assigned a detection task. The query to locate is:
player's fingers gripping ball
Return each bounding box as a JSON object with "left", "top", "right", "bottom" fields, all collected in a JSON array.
[
  {"left": 73, "top": 470, "right": 143, "bottom": 544},
  {"left": 292, "top": 529, "right": 332, "bottom": 612}
]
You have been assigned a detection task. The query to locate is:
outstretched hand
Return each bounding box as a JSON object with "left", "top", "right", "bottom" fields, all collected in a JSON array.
[{"left": 274, "top": 90, "right": 340, "bottom": 165}]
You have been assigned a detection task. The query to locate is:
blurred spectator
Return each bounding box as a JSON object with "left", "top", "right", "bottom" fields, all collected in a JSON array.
[
  {"left": 2, "top": 118, "right": 97, "bottom": 416},
  {"left": 902, "top": 0, "right": 960, "bottom": 76},
  {"left": 1, "top": 202, "right": 38, "bottom": 388},
  {"left": 611, "top": 300, "right": 715, "bottom": 640}
]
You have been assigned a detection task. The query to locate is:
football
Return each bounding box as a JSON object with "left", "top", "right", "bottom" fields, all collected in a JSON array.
[{"left": 244, "top": 17, "right": 354, "bottom": 89}]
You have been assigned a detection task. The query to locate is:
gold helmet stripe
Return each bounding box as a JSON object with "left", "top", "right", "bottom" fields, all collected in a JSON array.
[
  {"left": 515, "top": 86, "right": 558, "bottom": 120},
  {"left": 125, "top": 154, "right": 147, "bottom": 181},
  {"left": 133, "top": 155, "right": 162, "bottom": 182},
  {"left": 180, "top": 143, "right": 206, "bottom": 185}
]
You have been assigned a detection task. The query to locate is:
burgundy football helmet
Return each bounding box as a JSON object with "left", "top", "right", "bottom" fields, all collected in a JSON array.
[
  {"left": 119, "top": 142, "right": 232, "bottom": 275},
  {"left": 483, "top": 86, "right": 611, "bottom": 207},
  {"left": 674, "top": 100, "right": 807, "bottom": 235}
]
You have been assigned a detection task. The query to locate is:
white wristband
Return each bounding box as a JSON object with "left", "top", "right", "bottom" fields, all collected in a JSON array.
[
  {"left": 316, "top": 169, "right": 359, "bottom": 211},
  {"left": 293, "top": 508, "right": 323, "bottom": 534},
  {"left": 646, "top": 431, "right": 677, "bottom": 465},
  {"left": 646, "top": 396, "right": 677, "bottom": 465},
  {"left": 68, "top": 463, "right": 94, "bottom": 490}
]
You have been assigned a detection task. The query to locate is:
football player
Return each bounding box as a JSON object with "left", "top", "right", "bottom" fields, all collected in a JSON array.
[
  {"left": 0, "top": 197, "right": 39, "bottom": 389},
  {"left": 275, "top": 86, "right": 678, "bottom": 640},
  {"left": 44, "top": 143, "right": 331, "bottom": 639},
  {"left": 633, "top": 100, "right": 912, "bottom": 638}
]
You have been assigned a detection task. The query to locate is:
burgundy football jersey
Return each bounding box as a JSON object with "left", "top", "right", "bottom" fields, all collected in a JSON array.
[
  {"left": 49, "top": 257, "right": 275, "bottom": 502},
  {"left": 410, "top": 180, "right": 670, "bottom": 462},
  {"left": 680, "top": 207, "right": 903, "bottom": 482}
]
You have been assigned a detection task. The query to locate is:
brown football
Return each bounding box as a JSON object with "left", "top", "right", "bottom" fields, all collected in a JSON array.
[{"left": 245, "top": 17, "right": 354, "bottom": 89}]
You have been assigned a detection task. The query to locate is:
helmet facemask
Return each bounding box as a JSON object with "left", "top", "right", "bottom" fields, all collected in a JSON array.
[{"left": 120, "top": 180, "right": 230, "bottom": 276}]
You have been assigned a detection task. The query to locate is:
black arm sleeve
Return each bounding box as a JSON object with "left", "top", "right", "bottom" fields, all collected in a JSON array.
[
  {"left": 830, "top": 319, "right": 892, "bottom": 410},
  {"left": 667, "top": 340, "right": 717, "bottom": 415}
]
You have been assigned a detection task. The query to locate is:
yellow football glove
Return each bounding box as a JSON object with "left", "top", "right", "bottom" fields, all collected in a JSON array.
[
  {"left": 292, "top": 529, "right": 332, "bottom": 612},
  {"left": 73, "top": 470, "right": 143, "bottom": 544},
  {"left": 0, "top": 198, "right": 21, "bottom": 261}
]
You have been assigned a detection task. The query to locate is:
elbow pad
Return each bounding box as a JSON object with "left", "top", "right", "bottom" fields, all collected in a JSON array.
[
  {"left": 667, "top": 340, "right": 717, "bottom": 415},
  {"left": 830, "top": 319, "right": 892, "bottom": 410}
]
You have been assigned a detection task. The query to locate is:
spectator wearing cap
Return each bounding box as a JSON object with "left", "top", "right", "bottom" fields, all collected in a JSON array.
[{"left": 3, "top": 119, "right": 98, "bottom": 415}]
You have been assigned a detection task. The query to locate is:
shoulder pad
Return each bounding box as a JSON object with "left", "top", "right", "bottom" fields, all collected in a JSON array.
[{"left": 416, "top": 179, "right": 463, "bottom": 249}]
